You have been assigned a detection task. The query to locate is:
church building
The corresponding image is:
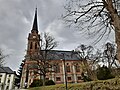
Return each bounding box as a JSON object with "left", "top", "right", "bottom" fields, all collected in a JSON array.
[{"left": 20, "top": 9, "right": 83, "bottom": 88}]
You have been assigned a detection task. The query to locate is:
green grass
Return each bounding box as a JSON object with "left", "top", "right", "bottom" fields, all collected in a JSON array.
[{"left": 28, "top": 78, "right": 120, "bottom": 90}]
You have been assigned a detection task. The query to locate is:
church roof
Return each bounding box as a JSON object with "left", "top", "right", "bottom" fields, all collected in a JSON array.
[
  {"left": 32, "top": 8, "right": 38, "bottom": 31},
  {"left": 45, "top": 50, "right": 80, "bottom": 60},
  {"left": 0, "top": 67, "right": 14, "bottom": 74},
  {"left": 25, "top": 50, "right": 80, "bottom": 61}
]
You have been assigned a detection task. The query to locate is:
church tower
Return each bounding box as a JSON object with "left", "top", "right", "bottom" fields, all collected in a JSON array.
[
  {"left": 27, "top": 8, "right": 40, "bottom": 56},
  {"left": 20, "top": 8, "right": 41, "bottom": 88}
]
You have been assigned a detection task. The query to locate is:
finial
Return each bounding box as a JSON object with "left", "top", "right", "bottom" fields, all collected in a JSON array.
[{"left": 35, "top": 5, "right": 37, "bottom": 11}]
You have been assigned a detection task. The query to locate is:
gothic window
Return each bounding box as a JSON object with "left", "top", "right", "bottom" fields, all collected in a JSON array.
[
  {"left": 35, "top": 43, "right": 37, "bottom": 49},
  {"left": 30, "top": 42, "right": 33, "bottom": 49}
]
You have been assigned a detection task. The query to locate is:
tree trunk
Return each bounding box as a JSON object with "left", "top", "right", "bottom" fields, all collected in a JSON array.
[
  {"left": 83, "top": 60, "right": 98, "bottom": 81},
  {"left": 43, "top": 75, "right": 46, "bottom": 86},
  {"left": 103, "top": 0, "right": 120, "bottom": 63},
  {"left": 110, "top": 10, "right": 120, "bottom": 63},
  {"left": 111, "top": 14, "right": 120, "bottom": 63},
  {"left": 115, "top": 31, "right": 120, "bottom": 63}
]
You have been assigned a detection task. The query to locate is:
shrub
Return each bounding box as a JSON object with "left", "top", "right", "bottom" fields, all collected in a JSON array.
[
  {"left": 30, "top": 79, "right": 43, "bottom": 87},
  {"left": 45, "top": 80, "right": 55, "bottom": 86},
  {"left": 97, "top": 66, "right": 115, "bottom": 80}
]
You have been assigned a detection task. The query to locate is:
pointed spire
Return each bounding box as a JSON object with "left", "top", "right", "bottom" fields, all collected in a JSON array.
[{"left": 32, "top": 8, "right": 38, "bottom": 32}]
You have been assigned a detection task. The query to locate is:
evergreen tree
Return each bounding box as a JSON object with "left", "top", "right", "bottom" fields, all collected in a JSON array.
[{"left": 15, "top": 60, "right": 25, "bottom": 87}]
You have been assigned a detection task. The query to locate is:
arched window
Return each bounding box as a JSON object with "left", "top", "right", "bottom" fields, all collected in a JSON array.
[
  {"left": 30, "top": 42, "right": 33, "bottom": 49},
  {"left": 75, "top": 64, "right": 80, "bottom": 72},
  {"left": 35, "top": 43, "right": 37, "bottom": 49},
  {"left": 54, "top": 64, "right": 60, "bottom": 73},
  {"left": 66, "top": 65, "right": 71, "bottom": 72}
]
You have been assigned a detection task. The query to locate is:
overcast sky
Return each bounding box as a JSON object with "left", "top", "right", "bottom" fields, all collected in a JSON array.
[{"left": 0, "top": 0, "right": 115, "bottom": 71}]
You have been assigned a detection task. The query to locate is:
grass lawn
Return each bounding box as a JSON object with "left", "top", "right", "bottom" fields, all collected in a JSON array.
[{"left": 28, "top": 77, "right": 120, "bottom": 90}]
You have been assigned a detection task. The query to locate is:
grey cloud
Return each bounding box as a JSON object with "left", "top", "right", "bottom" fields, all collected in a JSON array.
[{"left": 0, "top": 0, "right": 114, "bottom": 71}]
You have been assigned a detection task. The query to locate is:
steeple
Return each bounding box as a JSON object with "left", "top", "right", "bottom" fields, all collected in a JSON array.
[
  {"left": 32, "top": 8, "right": 38, "bottom": 32},
  {"left": 26, "top": 8, "right": 40, "bottom": 55}
]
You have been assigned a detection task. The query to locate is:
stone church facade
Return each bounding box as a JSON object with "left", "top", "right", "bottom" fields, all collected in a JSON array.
[{"left": 20, "top": 9, "right": 83, "bottom": 88}]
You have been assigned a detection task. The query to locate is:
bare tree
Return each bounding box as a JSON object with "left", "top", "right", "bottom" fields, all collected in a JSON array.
[
  {"left": 63, "top": 0, "right": 120, "bottom": 62},
  {"left": 90, "top": 49, "right": 103, "bottom": 69},
  {"left": 31, "top": 32, "right": 58, "bottom": 86},
  {"left": 103, "top": 42, "right": 119, "bottom": 68},
  {"left": 73, "top": 44, "right": 98, "bottom": 80}
]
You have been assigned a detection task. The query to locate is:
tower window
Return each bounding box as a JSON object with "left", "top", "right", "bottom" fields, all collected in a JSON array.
[
  {"left": 30, "top": 42, "right": 33, "bottom": 49},
  {"left": 35, "top": 43, "right": 37, "bottom": 49}
]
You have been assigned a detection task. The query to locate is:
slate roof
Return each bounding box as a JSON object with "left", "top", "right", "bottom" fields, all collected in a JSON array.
[
  {"left": 0, "top": 67, "right": 14, "bottom": 74},
  {"left": 0, "top": 67, "right": 6, "bottom": 73},
  {"left": 45, "top": 50, "right": 79, "bottom": 60},
  {"left": 25, "top": 50, "right": 80, "bottom": 61}
]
